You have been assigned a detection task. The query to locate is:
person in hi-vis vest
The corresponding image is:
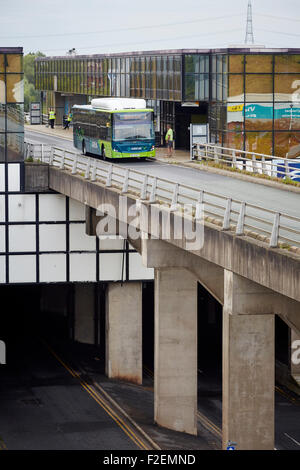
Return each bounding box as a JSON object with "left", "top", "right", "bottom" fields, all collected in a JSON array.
[
  {"left": 165, "top": 124, "right": 174, "bottom": 157},
  {"left": 49, "top": 109, "right": 56, "bottom": 129},
  {"left": 64, "top": 111, "right": 72, "bottom": 129}
]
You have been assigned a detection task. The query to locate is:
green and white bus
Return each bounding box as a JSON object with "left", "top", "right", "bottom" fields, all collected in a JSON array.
[{"left": 73, "top": 98, "right": 155, "bottom": 159}]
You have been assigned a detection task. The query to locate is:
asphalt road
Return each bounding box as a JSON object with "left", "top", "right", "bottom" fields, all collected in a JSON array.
[
  {"left": 25, "top": 129, "right": 300, "bottom": 219},
  {"left": 0, "top": 307, "right": 299, "bottom": 451},
  {"left": 0, "top": 333, "right": 218, "bottom": 451},
  {"left": 195, "top": 360, "right": 300, "bottom": 451},
  {"left": 2, "top": 338, "right": 298, "bottom": 451},
  {"left": 0, "top": 336, "right": 140, "bottom": 450}
]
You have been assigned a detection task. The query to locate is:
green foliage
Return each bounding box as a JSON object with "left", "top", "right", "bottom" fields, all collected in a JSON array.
[{"left": 24, "top": 51, "right": 45, "bottom": 112}]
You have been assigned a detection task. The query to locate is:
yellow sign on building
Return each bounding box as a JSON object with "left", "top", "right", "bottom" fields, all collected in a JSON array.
[{"left": 227, "top": 104, "right": 244, "bottom": 112}]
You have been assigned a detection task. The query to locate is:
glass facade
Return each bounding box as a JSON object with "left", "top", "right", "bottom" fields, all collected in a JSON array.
[
  {"left": 36, "top": 49, "right": 300, "bottom": 156},
  {"left": 36, "top": 54, "right": 182, "bottom": 102},
  {"left": 210, "top": 52, "right": 300, "bottom": 157},
  {"left": 184, "top": 55, "right": 210, "bottom": 101},
  {"left": 0, "top": 49, "right": 24, "bottom": 162}
]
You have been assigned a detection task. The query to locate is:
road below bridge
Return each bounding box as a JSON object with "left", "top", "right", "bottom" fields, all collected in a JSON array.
[{"left": 0, "top": 332, "right": 299, "bottom": 450}]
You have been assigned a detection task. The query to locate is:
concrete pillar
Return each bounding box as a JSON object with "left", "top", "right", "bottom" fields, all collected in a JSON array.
[
  {"left": 142, "top": 238, "right": 224, "bottom": 304},
  {"left": 154, "top": 268, "right": 198, "bottom": 435},
  {"left": 223, "top": 270, "right": 275, "bottom": 450},
  {"left": 106, "top": 282, "right": 142, "bottom": 385},
  {"left": 74, "top": 284, "right": 95, "bottom": 344},
  {"left": 290, "top": 329, "right": 300, "bottom": 386}
]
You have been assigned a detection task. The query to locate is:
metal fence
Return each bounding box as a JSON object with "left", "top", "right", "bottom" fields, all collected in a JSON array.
[
  {"left": 24, "top": 142, "right": 300, "bottom": 253},
  {"left": 24, "top": 141, "right": 52, "bottom": 162},
  {"left": 192, "top": 143, "right": 300, "bottom": 181}
]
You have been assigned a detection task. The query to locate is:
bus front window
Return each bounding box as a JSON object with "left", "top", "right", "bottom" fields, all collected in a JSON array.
[{"left": 113, "top": 112, "right": 154, "bottom": 141}]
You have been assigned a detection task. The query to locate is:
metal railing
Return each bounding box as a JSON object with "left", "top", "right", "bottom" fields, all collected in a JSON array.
[
  {"left": 24, "top": 141, "right": 52, "bottom": 162},
  {"left": 192, "top": 143, "right": 300, "bottom": 181},
  {"left": 24, "top": 142, "right": 300, "bottom": 254}
]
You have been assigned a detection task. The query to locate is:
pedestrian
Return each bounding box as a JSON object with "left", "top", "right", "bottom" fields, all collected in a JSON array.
[
  {"left": 165, "top": 124, "right": 174, "bottom": 157},
  {"left": 49, "top": 108, "right": 56, "bottom": 129},
  {"left": 64, "top": 110, "right": 72, "bottom": 130}
]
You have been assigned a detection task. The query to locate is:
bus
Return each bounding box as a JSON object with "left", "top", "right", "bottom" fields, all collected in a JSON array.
[{"left": 72, "top": 98, "right": 155, "bottom": 159}]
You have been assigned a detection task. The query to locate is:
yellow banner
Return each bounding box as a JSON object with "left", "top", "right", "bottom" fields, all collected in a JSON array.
[{"left": 227, "top": 104, "right": 244, "bottom": 112}]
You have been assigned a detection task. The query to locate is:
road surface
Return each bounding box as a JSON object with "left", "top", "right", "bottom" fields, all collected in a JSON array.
[{"left": 25, "top": 129, "right": 300, "bottom": 219}]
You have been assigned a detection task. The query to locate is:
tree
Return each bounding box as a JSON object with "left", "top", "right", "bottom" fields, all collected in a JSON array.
[{"left": 24, "top": 51, "right": 45, "bottom": 112}]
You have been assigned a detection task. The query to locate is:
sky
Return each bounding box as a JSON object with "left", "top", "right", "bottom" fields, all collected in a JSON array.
[{"left": 1, "top": 0, "right": 300, "bottom": 57}]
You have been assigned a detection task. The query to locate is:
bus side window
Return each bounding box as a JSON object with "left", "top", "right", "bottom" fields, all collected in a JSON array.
[
  {"left": 106, "top": 118, "right": 111, "bottom": 139},
  {"left": 99, "top": 113, "right": 106, "bottom": 141}
]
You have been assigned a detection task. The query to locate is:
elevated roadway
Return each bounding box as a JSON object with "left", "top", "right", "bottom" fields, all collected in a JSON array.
[{"left": 25, "top": 129, "right": 299, "bottom": 220}]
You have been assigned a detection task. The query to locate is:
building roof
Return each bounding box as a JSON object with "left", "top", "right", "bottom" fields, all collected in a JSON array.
[
  {"left": 35, "top": 47, "right": 300, "bottom": 61},
  {"left": 0, "top": 47, "right": 23, "bottom": 54}
]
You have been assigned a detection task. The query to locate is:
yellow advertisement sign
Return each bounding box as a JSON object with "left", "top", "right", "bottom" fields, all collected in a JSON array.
[{"left": 227, "top": 104, "right": 244, "bottom": 112}]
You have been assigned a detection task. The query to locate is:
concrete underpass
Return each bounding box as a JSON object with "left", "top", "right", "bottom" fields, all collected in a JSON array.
[{"left": 0, "top": 281, "right": 299, "bottom": 450}]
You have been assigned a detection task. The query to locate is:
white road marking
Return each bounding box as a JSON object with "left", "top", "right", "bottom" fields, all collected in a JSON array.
[{"left": 284, "top": 433, "right": 300, "bottom": 446}]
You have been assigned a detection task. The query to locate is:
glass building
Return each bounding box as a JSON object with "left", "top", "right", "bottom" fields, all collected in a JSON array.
[
  {"left": 0, "top": 47, "right": 152, "bottom": 286},
  {"left": 35, "top": 48, "right": 300, "bottom": 156},
  {"left": 0, "top": 47, "right": 24, "bottom": 163}
]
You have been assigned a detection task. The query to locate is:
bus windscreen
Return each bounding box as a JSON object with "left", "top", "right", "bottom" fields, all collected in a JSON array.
[{"left": 113, "top": 112, "right": 154, "bottom": 141}]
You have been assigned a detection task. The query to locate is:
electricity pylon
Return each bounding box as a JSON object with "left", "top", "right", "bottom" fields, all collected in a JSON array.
[{"left": 245, "top": 0, "right": 255, "bottom": 45}]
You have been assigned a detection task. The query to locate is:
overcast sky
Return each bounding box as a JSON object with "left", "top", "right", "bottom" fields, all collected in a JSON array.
[{"left": 1, "top": 0, "right": 300, "bottom": 56}]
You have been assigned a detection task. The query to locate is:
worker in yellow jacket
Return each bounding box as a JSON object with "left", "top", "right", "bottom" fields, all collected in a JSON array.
[
  {"left": 165, "top": 124, "right": 174, "bottom": 157},
  {"left": 49, "top": 109, "right": 56, "bottom": 129},
  {"left": 64, "top": 111, "right": 72, "bottom": 130}
]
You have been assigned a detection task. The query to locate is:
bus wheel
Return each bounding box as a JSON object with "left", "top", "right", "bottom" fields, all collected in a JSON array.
[
  {"left": 102, "top": 146, "right": 106, "bottom": 160},
  {"left": 82, "top": 141, "right": 86, "bottom": 155}
]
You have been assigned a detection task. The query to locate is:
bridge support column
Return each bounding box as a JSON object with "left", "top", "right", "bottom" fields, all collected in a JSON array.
[
  {"left": 154, "top": 267, "right": 198, "bottom": 435},
  {"left": 105, "top": 282, "right": 142, "bottom": 385},
  {"left": 223, "top": 270, "right": 275, "bottom": 450}
]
